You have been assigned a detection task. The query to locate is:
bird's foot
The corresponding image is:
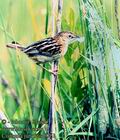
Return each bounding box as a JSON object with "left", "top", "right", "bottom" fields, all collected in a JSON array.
[
  {"left": 39, "top": 64, "right": 59, "bottom": 76},
  {"left": 49, "top": 69, "right": 58, "bottom": 76}
]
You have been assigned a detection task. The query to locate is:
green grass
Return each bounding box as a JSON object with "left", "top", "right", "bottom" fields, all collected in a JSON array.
[{"left": 0, "top": 0, "right": 120, "bottom": 140}]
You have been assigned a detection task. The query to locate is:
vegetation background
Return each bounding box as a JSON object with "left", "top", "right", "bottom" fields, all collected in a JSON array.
[{"left": 0, "top": 0, "right": 120, "bottom": 139}]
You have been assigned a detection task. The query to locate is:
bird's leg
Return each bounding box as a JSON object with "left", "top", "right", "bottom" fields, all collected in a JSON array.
[
  {"left": 50, "top": 69, "right": 58, "bottom": 76},
  {"left": 47, "top": 67, "right": 58, "bottom": 76},
  {"left": 39, "top": 64, "right": 59, "bottom": 76}
]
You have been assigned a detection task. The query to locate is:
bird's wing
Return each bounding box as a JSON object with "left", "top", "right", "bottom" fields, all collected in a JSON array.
[{"left": 23, "top": 37, "right": 62, "bottom": 57}]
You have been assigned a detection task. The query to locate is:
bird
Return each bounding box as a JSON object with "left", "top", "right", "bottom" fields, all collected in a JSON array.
[{"left": 6, "top": 31, "right": 84, "bottom": 65}]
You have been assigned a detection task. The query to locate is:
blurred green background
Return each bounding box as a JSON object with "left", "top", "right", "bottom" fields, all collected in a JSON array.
[{"left": 0, "top": 0, "right": 120, "bottom": 139}]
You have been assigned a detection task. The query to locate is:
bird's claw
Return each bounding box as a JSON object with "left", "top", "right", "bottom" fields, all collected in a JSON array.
[{"left": 49, "top": 69, "right": 58, "bottom": 76}]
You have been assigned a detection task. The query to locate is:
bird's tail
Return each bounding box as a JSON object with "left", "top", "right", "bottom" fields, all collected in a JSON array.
[{"left": 6, "top": 41, "right": 24, "bottom": 51}]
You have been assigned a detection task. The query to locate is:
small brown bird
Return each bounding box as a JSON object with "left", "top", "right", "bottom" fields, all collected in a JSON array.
[{"left": 6, "top": 31, "right": 84, "bottom": 64}]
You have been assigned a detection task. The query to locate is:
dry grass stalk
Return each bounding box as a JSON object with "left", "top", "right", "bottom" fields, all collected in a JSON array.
[{"left": 48, "top": 0, "right": 63, "bottom": 139}]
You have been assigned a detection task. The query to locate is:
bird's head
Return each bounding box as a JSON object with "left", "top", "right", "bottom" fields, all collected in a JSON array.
[{"left": 55, "top": 31, "right": 84, "bottom": 45}]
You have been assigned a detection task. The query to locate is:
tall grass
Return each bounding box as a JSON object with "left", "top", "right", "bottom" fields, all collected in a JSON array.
[{"left": 0, "top": 0, "right": 120, "bottom": 140}]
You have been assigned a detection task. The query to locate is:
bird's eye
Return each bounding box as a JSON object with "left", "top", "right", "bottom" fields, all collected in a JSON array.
[{"left": 68, "top": 35, "right": 73, "bottom": 38}]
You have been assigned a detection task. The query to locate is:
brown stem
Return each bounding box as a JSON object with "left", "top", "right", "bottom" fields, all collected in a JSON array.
[
  {"left": 48, "top": 60, "right": 58, "bottom": 139},
  {"left": 48, "top": 0, "right": 63, "bottom": 139}
]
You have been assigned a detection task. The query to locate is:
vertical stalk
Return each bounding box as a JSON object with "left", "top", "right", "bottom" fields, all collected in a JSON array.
[
  {"left": 48, "top": 0, "right": 56, "bottom": 138},
  {"left": 48, "top": 0, "right": 63, "bottom": 139},
  {"left": 56, "top": 0, "right": 63, "bottom": 33},
  {"left": 48, "top": 61, "right": 58, "bottom": 139}
]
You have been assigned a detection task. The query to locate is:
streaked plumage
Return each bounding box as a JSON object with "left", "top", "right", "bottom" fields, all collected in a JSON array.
[{"left": 6, "top": 31, "right": 84, "bottom": 64}]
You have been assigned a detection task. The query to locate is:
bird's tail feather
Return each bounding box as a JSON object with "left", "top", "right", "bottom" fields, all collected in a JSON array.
[{"left": 6, "top": 42, "right": 24, "bottom": 51}]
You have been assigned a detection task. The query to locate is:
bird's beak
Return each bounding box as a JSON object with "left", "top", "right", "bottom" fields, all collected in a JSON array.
[{"left": 76, "top": 36, "right": 85, "bottom": 43}]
